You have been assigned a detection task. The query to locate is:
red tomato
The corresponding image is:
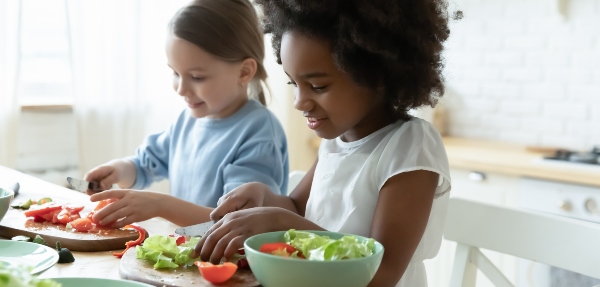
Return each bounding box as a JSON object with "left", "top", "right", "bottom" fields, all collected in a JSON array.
[
  {"left": 93, "top": 199, "right": 116, "bottom": 211},
  {"left": 168, "top": 234, "right": 186, "bottom": 246},
  {"left": 70, "top": 218, "right": 94, "bottom": 232},
  {"left": 57, "top": 209, "right": 81, "bottom": 225},
  {"left": 259, "top": 243, "right": 297, "bottom": 255},
  {"left": 23, "top": 203, "right": 62, "bottom": 217},
  {"left": 63, "top": 204, "right": 85, "bottom": 213},
  {"left": 194, "top": 261, "right": 238, "bottom": 284},
  {"left": 40, "top": 210, "right": 60, "bottom": 223}
]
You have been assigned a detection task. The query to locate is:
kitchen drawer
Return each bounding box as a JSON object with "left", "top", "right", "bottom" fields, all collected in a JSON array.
[{"left": 450, "top": 168, "right": 520, "bottom": 207}]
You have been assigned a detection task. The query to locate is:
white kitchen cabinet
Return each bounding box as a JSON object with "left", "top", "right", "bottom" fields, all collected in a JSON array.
[{"left": 425, "top": 167, "right": 520, "bottom": 287}]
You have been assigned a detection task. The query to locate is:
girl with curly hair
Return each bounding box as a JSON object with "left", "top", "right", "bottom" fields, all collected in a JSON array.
[
  {"left": 85, "top": 0, "right": 289, "bottom": 228},
  {"left": 196, "top": 0, "right": 453, "bottom": 286}
]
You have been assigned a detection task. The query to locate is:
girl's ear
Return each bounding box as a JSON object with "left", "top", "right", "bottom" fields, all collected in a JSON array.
[{"left": 239, "top": 58, "right": 257, "bottom": 86}]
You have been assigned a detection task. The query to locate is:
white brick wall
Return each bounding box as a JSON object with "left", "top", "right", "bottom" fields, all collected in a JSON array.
[{"left": 444, "top": 0, "right": 600, "bottom": 150}]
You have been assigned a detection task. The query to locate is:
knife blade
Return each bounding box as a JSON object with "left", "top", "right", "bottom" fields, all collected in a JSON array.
[
  {"left": 175, "top": 221, "right": 215, "bottom": 237},
  {"left": 66, "top": 177, "right": 104, "bottom": 193}
]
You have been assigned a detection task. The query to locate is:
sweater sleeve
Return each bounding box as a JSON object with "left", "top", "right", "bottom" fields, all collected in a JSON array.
[
  {"left": 128, "top": 128, "right": 171, "bottom": 189},
  {"left": 222, "top": 140, "right": 287, "bottom": 196}
]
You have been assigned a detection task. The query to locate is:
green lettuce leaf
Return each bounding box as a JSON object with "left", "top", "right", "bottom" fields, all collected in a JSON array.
[
  {"left": 0, "top": 263, "right": 62, "bottom": 287},
  {"left": 135, "top": 235, "right": 201, "bottom": 269},
  {"left": 284, "top": 229, "right": 376, "bottom": 261}
]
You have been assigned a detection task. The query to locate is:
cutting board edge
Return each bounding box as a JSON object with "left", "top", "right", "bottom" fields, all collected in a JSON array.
[{"left": 0, "top": 226, "right": 139, "bottom": 252}]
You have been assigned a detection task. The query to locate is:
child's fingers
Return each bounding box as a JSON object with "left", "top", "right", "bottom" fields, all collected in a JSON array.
[
  {"left": 84, "top": 166, "right": 111, "bottom": 182},
  {"left": 89, "top": 189, "right": 126, "bottom": 202},
  {"left": 210, "top": 204, "right": 229, "bottom": 222},
  {"left": 95, "top": 202, "right": 131, "bottom": 226},
  {"left": 99, "top": 172, "right": 119, "bottom": 190},
  {"left": 193, "top": 220, "right": 224, "bottom": 258}
]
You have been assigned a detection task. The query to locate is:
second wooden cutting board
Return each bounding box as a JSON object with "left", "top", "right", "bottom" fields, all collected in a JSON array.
[{"left": 119, "top": 248, "right": 260, "bottom": 287}]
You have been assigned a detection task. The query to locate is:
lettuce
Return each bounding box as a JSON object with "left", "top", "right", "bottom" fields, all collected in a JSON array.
[
  {"left": 0, "top": 263, "right": 62, "bottom": 287},
  {"left": 135, "top": 235, "right": 201, "bottom": 269},
  {"left": 283, "top": 230, "right": 376, "bottom": 261}
]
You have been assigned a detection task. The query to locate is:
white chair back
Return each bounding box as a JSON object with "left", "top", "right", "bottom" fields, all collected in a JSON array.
[
  {"left": 444, "top": 198, "right": 600, "bottom": 287},
  {"left": 287, "top": 170, "right": 306, "bottom": 195}
]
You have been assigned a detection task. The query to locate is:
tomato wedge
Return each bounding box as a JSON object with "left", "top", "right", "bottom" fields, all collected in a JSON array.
[
  {"left": 24, "top": 203, "right": 62, "bottom": 217},
  {"left": 168, "top": 234, "right": 186, "bottom": 246},
  {"left": 259, "top": 243, "right": 297, "bottom": 254},
  {"left": 70, "top": 218, "right": 94, "bottom": 232},
  {"left": 57, "top": 209, "right": 81, "bottom": 225},
  {"left": 194, "top": 261, "right": 238, "bottom": 284},
  {"left": 63, "top": 204, "right": 85, "bottom": 213},
  {"left": 94, "top": 199, "right": 116, "bottom": 211}
]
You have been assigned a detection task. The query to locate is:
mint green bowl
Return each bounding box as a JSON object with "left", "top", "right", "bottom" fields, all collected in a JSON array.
[
  {"left": 0, "top": 187, "right": 14, "bottom": 222},
  {"left": 244, "top": 231, "right": 384, "bottom": 287}
]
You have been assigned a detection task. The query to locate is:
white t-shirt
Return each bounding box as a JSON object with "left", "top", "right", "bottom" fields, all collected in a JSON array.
[{"left": 305, "top": 117, "right": 451, "bottom": 287}]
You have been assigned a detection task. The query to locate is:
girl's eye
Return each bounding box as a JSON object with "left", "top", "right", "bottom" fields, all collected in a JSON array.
[
  {"left": 287, "top": 81, "right": 297, "bottom": 87},
  {"left": 312, "top": 86, "right": 327, "bottom": 92},
  {"left": 172, "top": 71, "right": 179, "bottom": 77},
  {"left": 192, "top": 76, "right": 206, "bottom": 82}
]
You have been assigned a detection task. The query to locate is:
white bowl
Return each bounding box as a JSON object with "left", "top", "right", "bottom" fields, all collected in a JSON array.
[{"left": 0, "top": 187, "right": 15, "bottom": 222}]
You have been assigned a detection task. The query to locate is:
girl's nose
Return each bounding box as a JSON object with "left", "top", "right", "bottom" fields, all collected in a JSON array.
[
  {"left": 293, "top": 89, "right": 314, "bottom": 112},
  {"left": 175, "top": 79, "right": 189, "bottom": 97}
]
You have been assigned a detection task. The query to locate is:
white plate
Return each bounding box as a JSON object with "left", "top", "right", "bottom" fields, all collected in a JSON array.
[{"left": 0, "top": 239, "right": 59, "bottom": 274}]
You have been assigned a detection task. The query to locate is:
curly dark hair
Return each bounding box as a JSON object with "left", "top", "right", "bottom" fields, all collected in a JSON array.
[{"left": 254, "top": 0, "right": 456, "bottom": 119}]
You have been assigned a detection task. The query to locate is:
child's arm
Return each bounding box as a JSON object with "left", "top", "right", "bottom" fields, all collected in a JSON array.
[
  {"left": 210, "top": 159, "right": 317, "bottom": 220},
  {"left": 367, "top": 170, "right": 439, "bottom": 287},
  {"left": 90, "top": 190, "right": 213, "bottom": 228}
]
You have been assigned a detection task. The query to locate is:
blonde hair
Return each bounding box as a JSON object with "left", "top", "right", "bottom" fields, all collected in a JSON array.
[{"left": 169, "top": 0, "right": 268, "bottom": 105}]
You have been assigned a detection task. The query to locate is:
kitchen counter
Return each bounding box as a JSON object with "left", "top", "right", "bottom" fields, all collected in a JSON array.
[{"left": 443, "top": 137, "right": 600, "bottom": 187}]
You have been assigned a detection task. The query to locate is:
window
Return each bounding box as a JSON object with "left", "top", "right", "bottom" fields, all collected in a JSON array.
[{"left": 18, "top": 0, "right": 73, "bottom": 107}]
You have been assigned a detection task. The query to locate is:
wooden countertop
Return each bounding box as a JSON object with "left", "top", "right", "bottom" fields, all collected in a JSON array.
[{"left": 443, "top": 137, "right": 600, "bottom": 187}]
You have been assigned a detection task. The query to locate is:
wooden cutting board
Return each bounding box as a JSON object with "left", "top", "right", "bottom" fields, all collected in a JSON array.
[
  {"left": 0, "top": 189, "right": 139, "bottom": 252},
  {"left": 119, "top": 248, "right": 260, "bottom": 287}
]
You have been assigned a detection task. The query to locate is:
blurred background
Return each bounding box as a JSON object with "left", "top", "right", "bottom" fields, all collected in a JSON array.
[{"left": 0, "top": 0, "right": 599, "bottom": 286}]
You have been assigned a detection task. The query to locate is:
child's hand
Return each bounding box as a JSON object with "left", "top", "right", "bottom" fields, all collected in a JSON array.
[
  {"left": 89, "top": 189, "right": 161, "bottom": 228},
  {"left": 194, "top": 207, "right": 294, "bottom": 263},
  {"left": 84, "top": 159, "right": 136, "bottom": 193},
  {"left": 210, "top": 182, "right": 272, "bottom": 221}
]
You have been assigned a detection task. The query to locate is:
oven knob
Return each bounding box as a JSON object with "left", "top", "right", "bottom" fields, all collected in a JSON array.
[
  {"left": 557, "top": 200, "right": 573, "bottom": 212},
  {"left": 584, "top": 198, "right": 598, "bottom": 214}
]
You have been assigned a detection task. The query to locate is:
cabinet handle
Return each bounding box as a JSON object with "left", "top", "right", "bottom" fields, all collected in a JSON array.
[{"left": 468, "top": 171, "right": 486, "bottom": 182}]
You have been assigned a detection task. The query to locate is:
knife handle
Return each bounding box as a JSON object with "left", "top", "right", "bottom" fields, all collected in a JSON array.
[{"left": 88, "top": 181, "right": 104, "bottom": 192}]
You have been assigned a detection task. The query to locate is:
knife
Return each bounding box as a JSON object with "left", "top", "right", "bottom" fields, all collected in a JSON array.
[
  {"left": 175, "top": 221, "right": 215, "bottom": 237},
  {"left": 66, "top": 177, "right": 104, "bottom": 193}
]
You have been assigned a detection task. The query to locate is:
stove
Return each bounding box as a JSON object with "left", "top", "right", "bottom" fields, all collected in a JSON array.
[{"left": 544, "top": 146, "right": 600, "bottom": 165}]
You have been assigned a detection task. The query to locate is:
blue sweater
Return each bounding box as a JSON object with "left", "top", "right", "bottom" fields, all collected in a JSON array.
[{"left": 128, "top": 99, "right": 289, "bottom": 207}]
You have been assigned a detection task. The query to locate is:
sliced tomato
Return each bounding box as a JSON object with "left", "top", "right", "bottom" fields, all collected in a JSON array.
[
  {"left": 93, "top": 198, "right": 116, "bottom": 211},
  {"left": 259, "top": 243, "right": 297, "bottom": 255},
  {"left": 23, "top": 202, "right": 62, "bottom": 217},
  {"left": 168, "top": 234, "right": 186, "bottom": 246},
  {"left": 57, "top": 209, "right": 81, "bottom": 225},
  {"left": 32, "top": 215, "right": 45, "bottom": 223},
  {"left": 194, "top": 261, "right": 238, "bottom": 284},
  {"left": 40, "top": 210, "right": 60, "bottom": 223},
  {"left": 70, "top": 217, "right": 94, "bottom": 232},
  {"left": 63, "top": 204, "right": 85, "bottom": 213}
]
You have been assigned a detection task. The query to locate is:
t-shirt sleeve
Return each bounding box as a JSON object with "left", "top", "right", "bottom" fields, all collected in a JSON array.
[
  {"left": 128, "top": 128, "right": 171, "bottom": 190},
  {"left": 375, "top": 119, "right": 451, "bottom": 197},
  {"left": 222, "top": 140, "right": 287, "bottom": 196}
]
